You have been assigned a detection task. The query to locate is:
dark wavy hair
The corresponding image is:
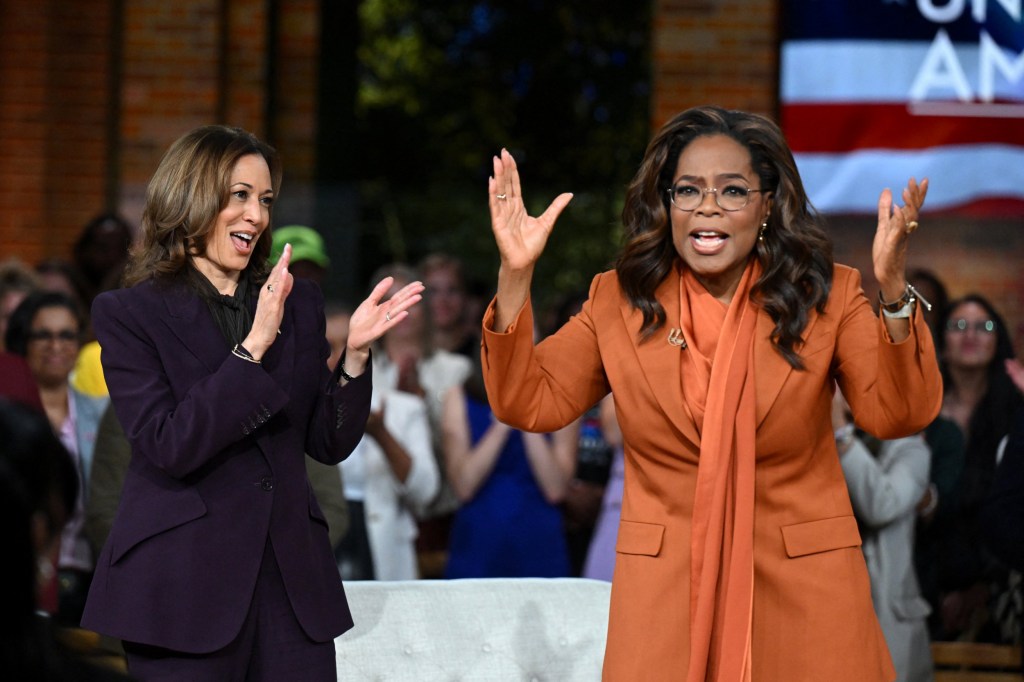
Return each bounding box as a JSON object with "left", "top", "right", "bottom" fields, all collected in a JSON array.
[
  {"left": 4, "top": 291, "right": 84, "bottom": 357},
  {"left": 616, "top": 105, "right": 833, "bottom": 369},
  {"left": 124, "top": 125, "right": 282, "bottom": 287},
  {"left": 939, "top": 294, "right": 1021, "bottom": 491}
]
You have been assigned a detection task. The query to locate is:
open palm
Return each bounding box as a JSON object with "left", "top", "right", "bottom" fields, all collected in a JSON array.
[
  {"left": 489, "top": 149, "right": 573, "bottom": 272},
  {"left": 872, "top": 177, "right": 928, "bottom": 291}
]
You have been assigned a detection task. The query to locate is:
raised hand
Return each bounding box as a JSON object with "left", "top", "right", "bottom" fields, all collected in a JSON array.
[
  {"left": 489, "top": 149, "right": 573, "bottom": 331},
  {"left": 244, "top": 243, "right": 295, "bottom": 360},
  {"left": 873, "top": 177, "right": 929, "bottom": 302},
  {"left": 489, "top": 148, "right": 573, "bottom": 273},
  {"left": 347, "top": 276, "right": 425, "bottom": 354}
]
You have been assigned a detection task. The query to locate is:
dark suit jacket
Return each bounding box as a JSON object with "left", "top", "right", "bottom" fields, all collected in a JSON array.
[
  {"left": 980, "top": 407, "right": 1024, "bottom": 571},
  {"left": 81, "top": 277, "right": 369, "bottom": 653}
]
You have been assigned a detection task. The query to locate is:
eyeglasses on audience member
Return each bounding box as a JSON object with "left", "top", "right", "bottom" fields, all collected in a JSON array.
[
  {"left": 27, "top": 329, "right": 79, "bottom": 344},
  {"left": 945, "top": 318, "right": 996, "bottom": 334}
]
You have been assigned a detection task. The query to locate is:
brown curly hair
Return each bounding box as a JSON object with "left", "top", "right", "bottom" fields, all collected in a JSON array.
[
  {"left": 123, "top": 125, "right": 282, "bottom": 287},
  {"left": 616, "top": 105, "right": 833, "bottom": 369}
]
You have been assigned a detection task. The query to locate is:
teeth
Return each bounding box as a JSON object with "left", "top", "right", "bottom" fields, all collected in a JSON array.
[{"left": 233, "top": 233, "right": 253, "bottom": 242}]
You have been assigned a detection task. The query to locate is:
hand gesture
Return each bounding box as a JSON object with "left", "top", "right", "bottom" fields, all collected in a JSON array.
[
  {"left": 346, "top": 276, "right": 425, "bottom": 354},
  {"left": 245, "top": 244, "right": 295, "bottom": 359},
  {"left": 873, "top": 177, "right": 929, "bottom": 299},
  {"left": 489, "top": 148, "right": 573, "bottom": 273}
]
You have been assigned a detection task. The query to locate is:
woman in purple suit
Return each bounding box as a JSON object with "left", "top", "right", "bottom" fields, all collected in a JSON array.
[{"left": 81, "top": 125, "right": 423, "bottom": 681}]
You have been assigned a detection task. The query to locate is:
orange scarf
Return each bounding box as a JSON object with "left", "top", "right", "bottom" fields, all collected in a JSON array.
[{"left": 679, "top": 258, "right": 760, "bottom": 682}]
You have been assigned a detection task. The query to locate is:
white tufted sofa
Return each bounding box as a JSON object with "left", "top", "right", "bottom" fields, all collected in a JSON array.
[{"left": 335, "top": 578, "right": 612, "bottom": 681}]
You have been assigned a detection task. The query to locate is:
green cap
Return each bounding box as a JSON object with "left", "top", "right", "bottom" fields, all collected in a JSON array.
[{"left": 269, "top": 225, "right": 329, "bottom": 268}]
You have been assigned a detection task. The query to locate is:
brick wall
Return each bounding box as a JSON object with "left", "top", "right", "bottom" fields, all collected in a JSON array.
[
  {"left": 0, "top": 0, "right": 115, "bottom": 266},
  {"left": 0, "top": 0, "right": 319, "bottom": 266}
]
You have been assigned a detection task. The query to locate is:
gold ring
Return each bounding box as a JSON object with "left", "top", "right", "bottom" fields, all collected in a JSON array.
[
  {"left": 267, "top": 283, "right": 274, "bottom": 293},
  {"left": 496, "top": 193, "right": 507, "bottom": 200},
  {"left": 906, "top": 220, "right": 919, "bottom": 234},
  {"left": 385, "top": 311, "right": 392, "bottom": 322}
]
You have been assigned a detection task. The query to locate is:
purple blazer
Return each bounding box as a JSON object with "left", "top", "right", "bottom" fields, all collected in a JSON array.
[{"left": 81, "top": 276, "right": 369, "bottom": 653}]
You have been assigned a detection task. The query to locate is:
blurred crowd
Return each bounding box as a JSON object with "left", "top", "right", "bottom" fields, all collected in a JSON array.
[{"left": 2, "top": 217, "right": 1022, "bottom": 680}]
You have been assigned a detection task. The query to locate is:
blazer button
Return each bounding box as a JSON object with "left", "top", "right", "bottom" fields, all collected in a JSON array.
[{"left": 260, "top": 476, "right": 274, "bottom": 491}]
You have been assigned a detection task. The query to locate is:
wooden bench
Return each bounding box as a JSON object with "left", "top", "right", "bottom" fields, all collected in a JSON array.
[{"left": 932, "top": 642, "right": 1022, "bottom": 682}]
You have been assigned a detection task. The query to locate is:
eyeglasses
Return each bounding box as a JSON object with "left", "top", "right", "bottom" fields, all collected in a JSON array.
[
  {"left": 27, "top": 329, "right": 79, "bottom": 344},
  {"left": 946, "top": 319, "right": 996, "bottom": 334},
  {"left": 666, "top": 182, "right": 768, "bottom": 212}
]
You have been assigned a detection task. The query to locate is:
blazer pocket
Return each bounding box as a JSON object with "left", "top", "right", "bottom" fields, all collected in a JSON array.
[
  {"left": 109, "top": 478, "right": 207, "bottom": 564},
  {"left": 616, "top": 520, "right": 665, "bottom": 556},
  {"left": 781, "top": 515, "right": 861, "bottom": 558}
]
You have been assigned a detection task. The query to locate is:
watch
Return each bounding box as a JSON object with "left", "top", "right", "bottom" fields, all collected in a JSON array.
[{"left": 879, "top": 283, "right": 933, "bottom": 319}]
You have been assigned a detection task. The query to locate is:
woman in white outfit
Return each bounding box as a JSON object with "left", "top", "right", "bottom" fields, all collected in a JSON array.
[
  {"left": 835, "top": 393, "right": 934, "bottom": 682},
  {"left": 338, "top": 387, "right": 439, "bottom": 580}
]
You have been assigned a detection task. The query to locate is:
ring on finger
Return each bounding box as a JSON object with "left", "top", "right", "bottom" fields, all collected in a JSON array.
[
  {"left": 496, "top": 193, "right": 507, "bottom": 200},
  {"left": 267, "top": 283, "right": 275, "bottom": 293},
  {"left": 905, "top": 220, "right": 919, "bottom": 234},
  {"left": 385, "top": 311, "right": 392, "bottom": 322}
]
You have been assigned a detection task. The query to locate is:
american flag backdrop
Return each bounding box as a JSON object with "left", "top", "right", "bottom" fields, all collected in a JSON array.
[{"left": 779, "top": 0, "right": 1024, "bottom": 214}]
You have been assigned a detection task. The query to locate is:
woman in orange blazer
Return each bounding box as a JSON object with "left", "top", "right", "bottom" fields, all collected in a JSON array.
[{"left": 481, "top": 106, "right": 942, "bottom": 681}]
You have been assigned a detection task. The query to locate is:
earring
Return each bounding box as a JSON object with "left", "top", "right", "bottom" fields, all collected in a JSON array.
[{"left": 758, "top": 221, "right": 767, "bottom": 242}]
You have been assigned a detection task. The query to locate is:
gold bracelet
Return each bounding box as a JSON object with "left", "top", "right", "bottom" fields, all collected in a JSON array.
[{"left": 231, "top": 344, "right": 261, "bottom": 364}]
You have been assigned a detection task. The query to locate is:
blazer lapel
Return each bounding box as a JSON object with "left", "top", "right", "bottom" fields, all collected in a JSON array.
[
  {"left": 753, "top": 306, "right": 822, "bottom": 428},
  {"left": 621, "top": 269, "right": 702, "bottom": 448},
  {"left": 162, "top": 282, "right": 231, "bottom": 374}
]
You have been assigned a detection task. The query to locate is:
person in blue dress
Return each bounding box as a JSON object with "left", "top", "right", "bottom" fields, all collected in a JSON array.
[{"left": 442, "top": 360, "right": 573, "bottom": 578}]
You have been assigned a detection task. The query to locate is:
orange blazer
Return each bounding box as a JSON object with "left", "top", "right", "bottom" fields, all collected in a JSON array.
[{"left": 481, "top": 264, "right": 942, "bottom": 681}]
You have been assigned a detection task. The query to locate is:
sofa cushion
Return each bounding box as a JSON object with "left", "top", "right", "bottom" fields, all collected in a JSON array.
[{"left": 336, "top": 578, "right": 612, "bottom": 681}]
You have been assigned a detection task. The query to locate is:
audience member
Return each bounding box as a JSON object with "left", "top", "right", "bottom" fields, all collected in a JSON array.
[
  {"left": 980, "top": 358, "right": 1024, "bottom": 652},
  {"left": 419, "top": 252, "right": 477, "bottom": 357},
  {"left": 369, "top": 262, "right": 472, "bottom": 577},
  {"left": 834, "top": 390, "right": 934, "bottom": 682},
  {"left": 905, "top": 272, "right": 966, "bottom": 640},
  {"left": 0, "top": 257, "right": 41, "bottom": 350},
  {"left": 0, "top": 399, "right": 133, "bottom": 681},
  {"left": 5, "top": 291, "right": 108, "bottom": 626},
  {"left": 71, "top": 212, "right": 133, "bottom": 308},
  {"left": 63, "top": 214, "right": 134, "bottom": 400},
  {"left": 269, "top": 224, "right": 330, "bottom": 286},
  {"left": 980, "top": 358, "right": 1024, "bottom": 572},
  {"left": 581, "top": 396, "right": 624, "bottom": 582},
  {"left": 442, "top": 356, "right": 573, "bottom": 578},
  {"left": 337, "top": 386, "right": 439, "bottom": 580},
  {"left": 36, "top": 258, "right": 89, "bottom": 309},
  {"left": 932, "top": 294, "right": 1023, "bottom": 643}
]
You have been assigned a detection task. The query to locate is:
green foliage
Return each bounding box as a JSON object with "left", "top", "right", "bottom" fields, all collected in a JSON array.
[{"left": 354, "top": 0, "right": 651, "bottom": 312}]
